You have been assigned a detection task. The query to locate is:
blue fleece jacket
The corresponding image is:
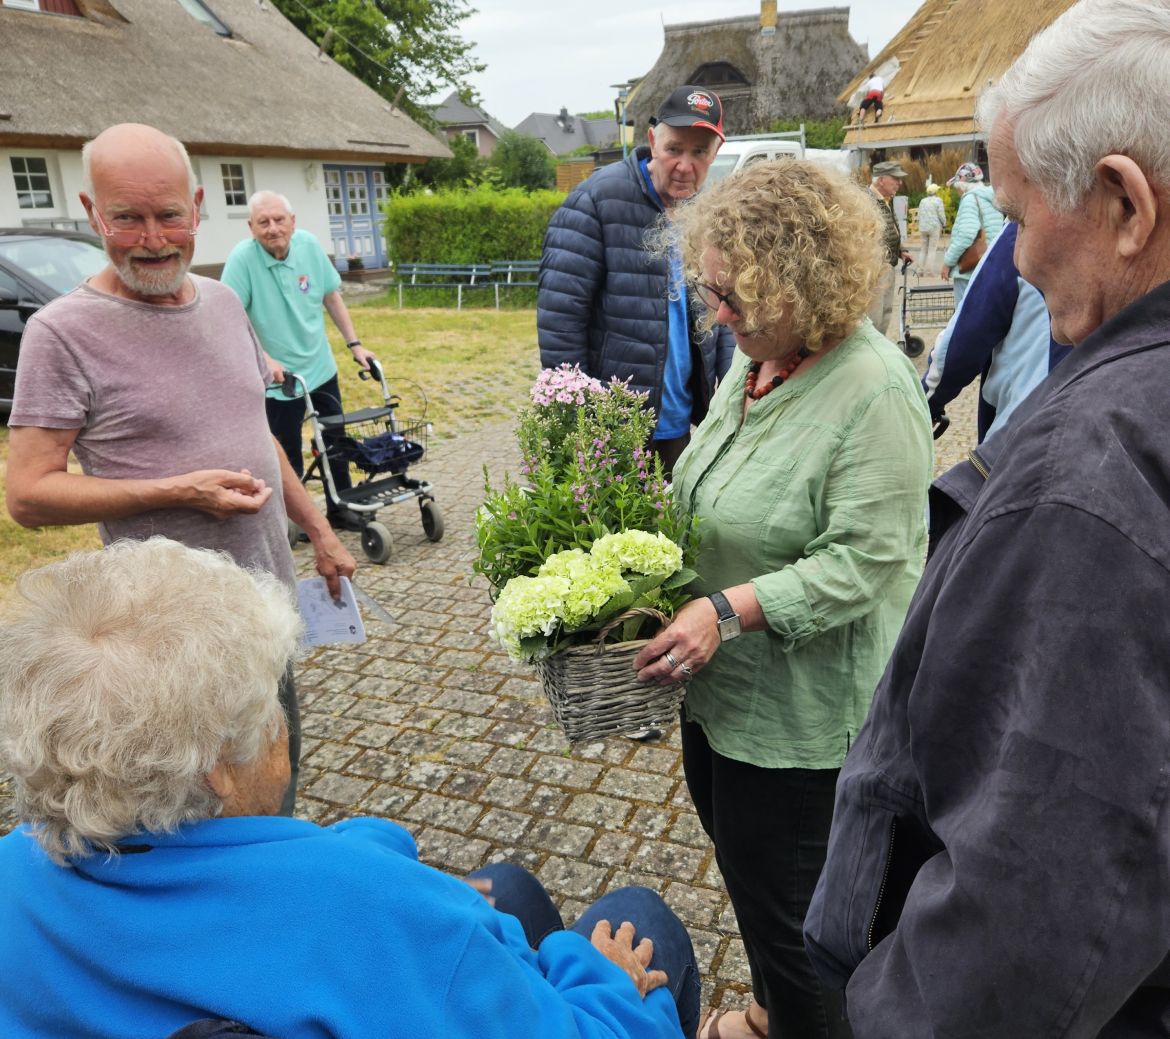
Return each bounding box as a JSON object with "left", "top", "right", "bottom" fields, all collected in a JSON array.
[{"left": 0, "top": 816, "right": 683, "bottom": 1039}]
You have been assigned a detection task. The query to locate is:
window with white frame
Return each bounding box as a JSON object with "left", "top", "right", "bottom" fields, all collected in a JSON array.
[
  {"left": 220, "top": 162, "right": 248, "bottom": 208},
  {"left": 11, "top": 156, "right": 53, "bottom": 209},
  {"left": 325, "top": 169, "right": 344, "bottom": 217},
  {"left": 462, "top": 129, "right": 479, "bottom": 147},
  {"left": 4, "top": 0, "right": 43, "bottom": 11},
  {"left": 345, "top": 171, "right": 369, "bottom": 216}
]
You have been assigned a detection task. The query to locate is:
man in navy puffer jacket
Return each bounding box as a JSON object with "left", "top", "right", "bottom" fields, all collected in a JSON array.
[{"left": 537, "top": 86, "right": 736, "bottom": 475}]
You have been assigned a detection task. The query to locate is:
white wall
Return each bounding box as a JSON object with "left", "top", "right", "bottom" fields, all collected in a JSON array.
[{"left": 0, "top": 147, "right": 338, "bottom": 268}]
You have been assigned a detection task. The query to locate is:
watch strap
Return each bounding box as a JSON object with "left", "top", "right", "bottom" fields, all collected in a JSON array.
[{"left": 708, "top": 590, "right": 735, "bottom": 621}]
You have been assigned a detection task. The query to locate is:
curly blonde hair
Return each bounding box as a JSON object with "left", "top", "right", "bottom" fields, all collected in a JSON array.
[{"left": 660, "top": 160, "right": 887, "bottom": 350}]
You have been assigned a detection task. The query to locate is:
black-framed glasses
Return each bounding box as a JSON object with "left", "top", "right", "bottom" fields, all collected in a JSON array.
[{"left": 691, "top": 281, "right": 741, "bottom": 317}]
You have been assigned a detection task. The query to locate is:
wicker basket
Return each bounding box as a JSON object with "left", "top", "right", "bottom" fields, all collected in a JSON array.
[{"left": 534, "top": 607, "right": 689, "bottom": 743}]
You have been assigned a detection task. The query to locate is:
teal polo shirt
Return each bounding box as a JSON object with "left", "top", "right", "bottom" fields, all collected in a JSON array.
[{"left": 221, "top": 228, "right": 342, "bottom": 398}]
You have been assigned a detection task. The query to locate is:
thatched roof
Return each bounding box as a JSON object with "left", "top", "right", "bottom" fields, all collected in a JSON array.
[
  {"left": 840, "top": 0, "right": 1077, "bottom": 149},
  {"left": 0, "top": 0, "right": 450, "bottom": 163},
  {"left": 627, "top": 6, "right": 866, "bottom": 137}
]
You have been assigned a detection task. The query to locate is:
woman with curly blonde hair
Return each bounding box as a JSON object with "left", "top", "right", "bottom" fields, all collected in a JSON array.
[{"left": 636, "top": 160, "right": 933, "bottom": 1039}]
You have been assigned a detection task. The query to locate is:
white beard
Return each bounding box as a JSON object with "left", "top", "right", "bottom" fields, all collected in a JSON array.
[{"left": 113, "top": 251, "right": 191, "bottom": 297}]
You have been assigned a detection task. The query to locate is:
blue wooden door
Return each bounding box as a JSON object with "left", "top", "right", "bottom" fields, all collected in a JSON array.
[{"left": 323, "top": 166, "right": 389, "bottom": 271}]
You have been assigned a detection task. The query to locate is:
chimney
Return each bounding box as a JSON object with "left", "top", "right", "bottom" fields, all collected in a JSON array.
[
  {"left": 557, "top": 106, "right": 575, "bottom": 132},
  {"left": 760, "top": 0, "right": 777, "bottom": 35}
]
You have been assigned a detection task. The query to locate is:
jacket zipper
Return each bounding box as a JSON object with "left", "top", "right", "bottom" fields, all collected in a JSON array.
[
  {"left": 968, "top": 446, "right": 990, "bottom": 480},
  {"left": 867, "top": 817, "right": 897, "bottom": 952}
]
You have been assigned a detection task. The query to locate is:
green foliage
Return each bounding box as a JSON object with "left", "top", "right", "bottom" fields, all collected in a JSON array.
[
  {"left": 767, "top": 116, "right": 847, "bottom": 150},
  {"left": 411, "top": 133, "right": 486, "bottom": 191},
  {"left": 474, "top": 367, "right": 701, "bottom": 658},
  {"left": 268, "top": 0, "right": 484, "bottom": 126},
  {"left": 487, "top": 131, "right": 557, "bottom": 191},
  {"left": 575, "top": 109, "right": 613, "bottom": 120},
  {"left": 383, "top": 187, "right": 564, "bottom": 263}
]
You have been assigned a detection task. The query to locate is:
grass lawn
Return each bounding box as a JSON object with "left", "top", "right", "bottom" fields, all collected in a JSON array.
[{"left": 0, "top": 307, "right": 538, "bottom": 591}]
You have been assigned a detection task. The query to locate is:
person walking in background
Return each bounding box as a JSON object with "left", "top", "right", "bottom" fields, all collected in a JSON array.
[
  {"left": 866, "top": 160, "right": 914, "bottom": 338},
  {"left": 858, "top": 73, "right": 885, "bottom": 124},
  {"left": 915, "top": 183, "right": 947, "bottom": 276},
  {"left": 537, "top": 85, "right": 735, "bottom": 478},
  {"left": 636, "top": 160, "right": 932, "bottom": 1039},
  {"left": 3, "top": 124, "right": 355, "bottom": 817},
  {"left": 923, "top": 222, "right": 1071, "bottom": 442},
  {"left": 941, "top": 162, "right": 1004, "bottom": 305},
  {"left": 806, "top": 1, "right": 1170, "bottom": 1032},
  {"left": 221, "top": 190, "right": 377, "bottom": 533}
]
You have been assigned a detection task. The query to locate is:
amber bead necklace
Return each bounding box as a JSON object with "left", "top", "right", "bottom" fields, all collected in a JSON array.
[{"left": 744, "top": 347, "right": 810, "bottom": 400}]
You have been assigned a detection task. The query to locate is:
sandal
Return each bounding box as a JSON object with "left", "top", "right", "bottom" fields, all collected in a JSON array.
[{"left": 696, "top": 1008, "right": 767, "bottom": 1039}]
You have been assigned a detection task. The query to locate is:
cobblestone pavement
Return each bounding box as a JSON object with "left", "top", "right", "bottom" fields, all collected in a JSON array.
[{"left": 0, "top": 313, "right": 979, "bottom": 1015}]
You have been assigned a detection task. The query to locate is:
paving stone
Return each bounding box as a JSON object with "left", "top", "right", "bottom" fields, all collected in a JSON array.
[
  {"left": 443, "top": 769, "right": 491, "bottom": 800},
  {"left": 475, "top": 808, "right": 531, "bottom": 845},
  {"left": 401, "top": 793, "right": 483, "bottom": 833},
  {"left": 588, "top": 831, "right": 639, "bottom": 869},
  {"left": 487, "top": 746, "right": 537, "bottom": 777},
  {"left": 628, "top": 806, "right": 674, "bottom": 840},
  {"left": 400, "top": 760, "right": 455, "bottom": 791},
  {"left": 300, "top": 715, "right": 363, "bottom": 742},
  {"left": 565, "top": 792, "right": 632, "bottom": 830},
  {"left": 598, "top": 768, "right": 676, "bottom": 804},
  {"left": 525, "top": 819, "right": 595, "bottom": 858},
  {"left": 527, "top": 755, "right": 604, "bottom": 789},
  {"left": 632, "top": 840, "right": 707, "bottom": 883},
  {"left": 433, "top": 713, "right": 495, "bottom": 739},
  {"left": 302, "top": 742, "right": 362, "bottom": 772},
  {"left": 537, "top": 855, "right": 609, "bottom": 902},
  {"left": 481, "top": 776, "right": 536, "bottom": 809},
  {"left": 484, "top": 720, "right": 541, "bottom": 747},
  {"left": 415, "top": 827, "right": 491, "bottom": 874},
  {"left": 343, "top": 698, "right": 411, "bottom": 725},
  {"left": 663, "top": 881, "right": 726, "bottom": 929},
  {"left": 306, "top": 772, "right": 375, "bottom": 805}
]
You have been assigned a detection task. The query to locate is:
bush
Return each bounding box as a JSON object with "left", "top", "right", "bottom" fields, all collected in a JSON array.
[
  {"left": 767, "top": 116, "right": 847, "bottom": 149},
  {"left": 487, "top": 131, "right": 557, "bottom": 191},
  {"left": 383, "top": 187, "right": 565, "bottom": 263}
]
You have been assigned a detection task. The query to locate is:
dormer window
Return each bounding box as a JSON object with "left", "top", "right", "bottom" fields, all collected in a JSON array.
[{"left": 688, "top": 62, "right": 750, "bottom": 90}]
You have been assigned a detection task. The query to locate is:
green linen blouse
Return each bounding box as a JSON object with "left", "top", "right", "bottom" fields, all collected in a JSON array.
[{"left": 673, "top": 321, "right": 933, "bottom": 770}]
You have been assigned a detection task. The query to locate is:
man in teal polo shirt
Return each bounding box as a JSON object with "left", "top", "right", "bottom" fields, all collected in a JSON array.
[{"left": 222, "top": 191, "right": 375, "bottom": 530}]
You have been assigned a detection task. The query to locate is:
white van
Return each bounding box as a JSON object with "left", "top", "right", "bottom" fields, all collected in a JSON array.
[{"left": 705, "top": 132, "right": 805, "bottom": 186}]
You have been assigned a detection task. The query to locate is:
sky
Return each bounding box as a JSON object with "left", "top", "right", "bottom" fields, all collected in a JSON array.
[{"left": 458, "top": 0, "right": 925, "bottom": 127}]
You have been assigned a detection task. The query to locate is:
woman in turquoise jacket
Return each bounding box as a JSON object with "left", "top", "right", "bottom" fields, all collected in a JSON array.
[{"left": 941, "top": 162, "right": 1005, "bottom": 305}]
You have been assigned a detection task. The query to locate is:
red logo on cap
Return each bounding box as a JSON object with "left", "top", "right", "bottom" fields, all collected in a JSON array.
[{"left": 687, "top": 91, "right": 714, "bottom": 112}]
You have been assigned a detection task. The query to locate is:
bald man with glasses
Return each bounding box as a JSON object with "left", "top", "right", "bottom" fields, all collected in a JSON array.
[{"left": 5, "top": 122, "right": 355, "bottom": 816}]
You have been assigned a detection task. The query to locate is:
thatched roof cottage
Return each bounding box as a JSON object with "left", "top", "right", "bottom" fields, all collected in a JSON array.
[
  {"left": 0, "top": 0, "right": 450, "bottom": 272},
  {"left": 626, "top": 2, "right": 867, "bottom": 138},
  {"left": 839, "top": 0, "right": 1078, "bottom": 165}
]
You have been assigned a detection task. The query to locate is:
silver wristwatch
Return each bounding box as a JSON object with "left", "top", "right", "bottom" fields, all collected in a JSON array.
[{"left": 708, "top": 591, "right": 742, "bottom": 642}]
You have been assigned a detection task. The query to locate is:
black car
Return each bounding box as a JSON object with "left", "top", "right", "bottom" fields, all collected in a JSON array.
[{"left": 0, "top": 228, "right": 108, "bottom": 417}]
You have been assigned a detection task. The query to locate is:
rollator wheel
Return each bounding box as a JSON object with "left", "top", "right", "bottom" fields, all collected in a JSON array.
[
  {"left": 361, "top": 521, "right": 393, "bottom": 565},
  {"left": 903, "top": 335, "right": 926, "bottom": 358},
  {"left": 420, "top": 499, "right": 445, "bottom": 543}
]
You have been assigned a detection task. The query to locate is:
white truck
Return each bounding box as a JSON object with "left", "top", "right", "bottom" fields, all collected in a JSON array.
[{"left": 705, "top": 128, "right": 853, "bottom": 186}]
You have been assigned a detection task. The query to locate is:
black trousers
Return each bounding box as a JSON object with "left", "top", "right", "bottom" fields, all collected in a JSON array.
[
  {"left": 681, "top": 715, "right": 852, "bottom": 1039},
  {"left": 265, "top": 373, "right": 351, "bottom": 512},
  {"left": 277, "top": 666, "right": 300, "bottom": 817}
]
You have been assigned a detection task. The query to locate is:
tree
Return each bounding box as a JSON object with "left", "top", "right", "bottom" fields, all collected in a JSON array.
[
  {"left": 270, "top": 0, "right": 485, "bottom": 126},
  {"left": 487, "top": 132, "right": 556, "bottom": 192},
  {"left": 412, "top": 132, "right": 486, "bottom": 191}
]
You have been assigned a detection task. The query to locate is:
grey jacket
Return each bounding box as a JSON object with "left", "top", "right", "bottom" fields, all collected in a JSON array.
[
  {"left": 537, "top": 147, "right": 735, "bottom": 422},
  {"left": 805, "top": 279, "right": 1170, "bottom": 1037}
]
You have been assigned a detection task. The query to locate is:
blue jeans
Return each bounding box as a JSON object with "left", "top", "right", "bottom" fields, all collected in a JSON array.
[{"left": 469, "top": 862, "right": 700, "bottom": 1038}]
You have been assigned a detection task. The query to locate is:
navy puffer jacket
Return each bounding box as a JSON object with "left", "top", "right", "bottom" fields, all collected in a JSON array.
[{"left": 537, "top": 147, "right": 736, "bottom": 423}]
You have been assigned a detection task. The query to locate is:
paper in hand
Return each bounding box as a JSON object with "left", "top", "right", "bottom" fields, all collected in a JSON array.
[{"left": 296, "top": 576, "right": 366, "bottom": 646}]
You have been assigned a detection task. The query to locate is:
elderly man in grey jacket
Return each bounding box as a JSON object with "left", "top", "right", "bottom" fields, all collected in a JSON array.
[
  {"left": 537, "top": 86, "right": 735, "bottom": 476},
  {"left": 805, "top": 1, "right": 1170, "bottom": 1035}
]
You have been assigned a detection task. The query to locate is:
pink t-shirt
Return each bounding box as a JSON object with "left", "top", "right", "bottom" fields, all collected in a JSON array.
[{"left": 10, "top": 275, "right": 296, "bottom": 590}]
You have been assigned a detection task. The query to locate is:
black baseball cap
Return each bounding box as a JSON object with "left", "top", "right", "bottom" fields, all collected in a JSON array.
[{"left": 650, "top": 86, "right": 725, "bottom": 142}]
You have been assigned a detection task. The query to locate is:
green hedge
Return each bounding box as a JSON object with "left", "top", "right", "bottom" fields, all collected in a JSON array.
[{"left": 384, "top": 187, "right": 565, "bottom": 264}]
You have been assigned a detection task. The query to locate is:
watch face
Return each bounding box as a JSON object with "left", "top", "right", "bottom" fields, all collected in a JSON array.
[{"left": 716, "top": 616, "right": 741, "bottom": 641}]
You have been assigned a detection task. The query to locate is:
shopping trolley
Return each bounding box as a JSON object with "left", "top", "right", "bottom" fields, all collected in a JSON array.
[
  {"left": 281, "top": 358, "right": 443, "bottom": 564},
  {"left": 897, "top": 259, "right": 955, "bottom": 359}
]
